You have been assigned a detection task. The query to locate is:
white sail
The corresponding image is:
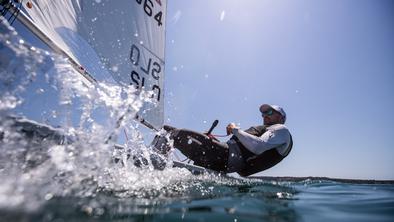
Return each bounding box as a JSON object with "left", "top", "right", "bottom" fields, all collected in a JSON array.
[{"left": 16, "top": 0, "right": 166, "bottom": 129}]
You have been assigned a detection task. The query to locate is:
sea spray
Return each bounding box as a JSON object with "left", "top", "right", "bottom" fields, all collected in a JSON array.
[{"left": 0, "top": 17, "right": 195, "bottom": 211}]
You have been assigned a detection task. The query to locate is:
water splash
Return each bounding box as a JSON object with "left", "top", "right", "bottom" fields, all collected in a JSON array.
[{"left": 0, "top": 17, "right": 182, "bottom": 210}]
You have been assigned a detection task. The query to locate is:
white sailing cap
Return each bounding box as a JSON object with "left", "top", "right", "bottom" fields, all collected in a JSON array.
[{"left": 259, "top": 104, "right": 287, "bottom": 123}]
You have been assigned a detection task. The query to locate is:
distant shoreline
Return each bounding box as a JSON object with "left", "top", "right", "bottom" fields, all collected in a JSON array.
[{"left": 249, "top": 176, "right": 394, "bottom": 184}]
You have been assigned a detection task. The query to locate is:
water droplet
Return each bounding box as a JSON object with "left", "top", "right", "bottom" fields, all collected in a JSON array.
[
  {"left": 51, "top": 111, "right": 58, "bottom": 118},
  {"left": 36, "top": 88, "right": 45, "bottom": 94},
  {"left": 111, "top": 66, "right": 119, "bottom": 72},
  {"left": 44, "top": 193, "right": 53, "bottom": 200},
  {"left": 82, "top": 206, "right": 93, "bottom": 215},
  {"left": 220, "top": 10, "right": 226, "bottom": 21},
  {"left": 95, "top": 208, "right": 105, "bottom": 215}
]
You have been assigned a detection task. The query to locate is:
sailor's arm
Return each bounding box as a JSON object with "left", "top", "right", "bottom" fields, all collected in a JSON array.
[{"left": 231, "top": 126, "right": 289, "bottom": 155}]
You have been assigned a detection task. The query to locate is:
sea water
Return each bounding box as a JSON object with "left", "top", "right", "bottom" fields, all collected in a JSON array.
[
  {"left": 1, "top": 18, "right": 393, "bottom": 222},
  {"left": 0, "top": 175, "right": 393, "bottom": 222}
]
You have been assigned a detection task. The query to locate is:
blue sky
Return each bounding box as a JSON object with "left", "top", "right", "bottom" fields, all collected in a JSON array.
[{"left": 164, "top": 0, "right": 394, "bottom": 180}]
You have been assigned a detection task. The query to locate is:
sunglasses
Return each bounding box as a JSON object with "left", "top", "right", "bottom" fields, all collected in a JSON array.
[{"left": 261, "top": 108, "right": 274, "bottom": 117}]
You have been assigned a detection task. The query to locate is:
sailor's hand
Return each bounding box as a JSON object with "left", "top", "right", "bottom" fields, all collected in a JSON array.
[{"left": 226, "top": 123, "right": 238, "bottom": 135}]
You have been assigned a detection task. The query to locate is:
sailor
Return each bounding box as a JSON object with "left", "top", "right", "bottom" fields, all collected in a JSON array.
[{"left": 153, "top": 104, "right": 293, "bottom": 176}]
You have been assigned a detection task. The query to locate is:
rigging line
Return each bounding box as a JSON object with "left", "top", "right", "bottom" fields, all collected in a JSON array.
[
  {"left": 9, "top": 0, "right": 23, "bottom": 25},
  {"left": 123, "top": 129, "right": 129, "bottom": 141},
  {"left": 179, "top": 158, "right": 189, "bottom": 162},
  {"left": 1, "top": 1, "right": 11, "bottom": 16},
  {"left": 139, "top": 43, "right": 165, "bottom": 64},
  {"left": 211, "top": 134, "right": 228, "bottom": 137}
]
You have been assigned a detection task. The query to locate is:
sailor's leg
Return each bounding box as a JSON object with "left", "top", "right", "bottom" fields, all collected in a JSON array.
[
  {"left": 150, "top": 125, "right": 180, "bottom": 154},
  {"left": 169, "top": 128, "right": 229, "bottom": 172},
  {"left": 151, "top": 134, "right": 172, "bottom": 154}
]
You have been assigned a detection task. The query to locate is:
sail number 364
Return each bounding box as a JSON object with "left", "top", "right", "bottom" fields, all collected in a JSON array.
[{"left": 135, "top": 0, "right": 163, "bottom": 27}]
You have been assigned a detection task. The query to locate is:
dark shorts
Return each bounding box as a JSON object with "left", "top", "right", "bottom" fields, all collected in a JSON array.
[{"left": 169, "top": 128, "right": 229, "bottom": 172}]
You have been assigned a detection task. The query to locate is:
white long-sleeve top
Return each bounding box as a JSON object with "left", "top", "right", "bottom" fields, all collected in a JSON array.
[{"left": 232, "top": 124, "right": 291, "bottom": 156}]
